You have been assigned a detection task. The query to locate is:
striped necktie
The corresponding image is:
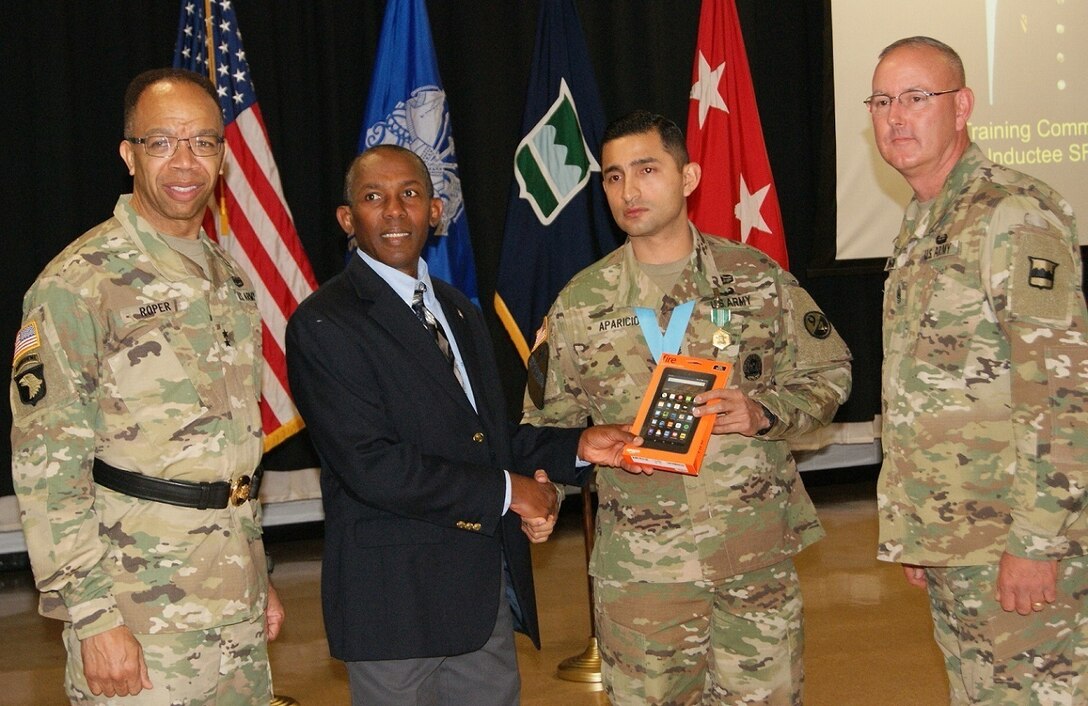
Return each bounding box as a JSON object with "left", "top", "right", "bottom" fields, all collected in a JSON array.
[{"left": 412, "top": 283, "right": 463, "bottom": 386}]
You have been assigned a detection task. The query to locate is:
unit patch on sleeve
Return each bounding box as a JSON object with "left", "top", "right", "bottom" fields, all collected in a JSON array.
[
  {"left": 14, "top": 354, "right": 46, "bottom": 406},
  {"left": 803, "top": 311, "right": 832, "bottom": 339},
  {"left": 527, "top": 318, "right": 549, "bottom": 409}
]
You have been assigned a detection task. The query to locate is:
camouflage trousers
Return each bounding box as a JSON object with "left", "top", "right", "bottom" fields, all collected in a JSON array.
[
  {"left": 63, "top": 612, "right": 272, "bottom": 705},
  {"left": 925, "top": 556, "right": 1088, "bottom": 705},
  {"left": 594, "top": 558, "right": 804, "bottom": 706}
]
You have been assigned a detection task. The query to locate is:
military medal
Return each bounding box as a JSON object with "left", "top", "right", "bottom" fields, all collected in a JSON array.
[{"left": 710, "top": 294, "right": 731, "bottom": 350}]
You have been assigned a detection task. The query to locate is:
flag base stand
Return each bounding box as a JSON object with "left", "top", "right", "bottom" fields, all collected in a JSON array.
[
  {"left": 556, "top": 637, "right": 603, "bottom": 686},
  {"left": 556, "top": 484, "right": 603, "bottom": 689},
  {"left": 271, "top": 695, "right": 300, "bottom": 705}
]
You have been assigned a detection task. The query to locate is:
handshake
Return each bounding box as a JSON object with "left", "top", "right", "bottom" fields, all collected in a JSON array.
[{"left": 509, "top": 423, "right": 646, "bottom": 543}]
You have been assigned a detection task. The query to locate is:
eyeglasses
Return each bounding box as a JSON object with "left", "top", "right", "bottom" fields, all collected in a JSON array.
[
  {"left": 125, "top": 135, "right": 224, "bottom": 158},
  {"left": 863, "top": 88, "right": 961, "bottom": 114}
]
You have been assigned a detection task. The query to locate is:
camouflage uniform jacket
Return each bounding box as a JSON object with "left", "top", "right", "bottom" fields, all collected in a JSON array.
[
  {"left": 878, "top": 143, "right": 1088, "bottom": 567},
  {"left": 523, "top": 226, "right": 852, "bottom": 583},
  {"left": 10, "top": 195, "right": 268, "bottom": 639}
]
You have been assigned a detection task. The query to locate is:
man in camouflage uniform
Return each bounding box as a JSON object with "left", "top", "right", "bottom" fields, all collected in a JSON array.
[
  {"left": 522, "top": 110, "right": 852, "bottom": 705},
  {"left": 871, "top": 36, "right": 1088, "bottom": 705},
  {"left": 10, "top": 69, "right": 283, "bottom": 704}
]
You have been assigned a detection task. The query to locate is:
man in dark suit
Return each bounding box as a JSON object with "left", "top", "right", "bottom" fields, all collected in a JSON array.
[{"left": 286, "top": 144, "right": 635, "bottom": 705}]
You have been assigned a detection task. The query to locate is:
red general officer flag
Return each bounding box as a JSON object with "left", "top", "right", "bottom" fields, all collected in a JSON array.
[{"left": 686, "top": 0, "right": 789, "bottom": 270}]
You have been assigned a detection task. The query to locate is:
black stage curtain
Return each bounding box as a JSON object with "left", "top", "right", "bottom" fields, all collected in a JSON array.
[{"left": 1, "top": 0, "right": 883, "bottom": 494}]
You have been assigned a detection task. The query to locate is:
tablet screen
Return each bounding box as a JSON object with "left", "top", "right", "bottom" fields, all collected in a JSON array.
[{"left": 637, "top": 368, "right": 717, "bottom": 453}]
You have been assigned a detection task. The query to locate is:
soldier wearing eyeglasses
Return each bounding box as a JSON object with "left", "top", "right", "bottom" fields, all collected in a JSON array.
[
  {"left": 10, "top": 68, "right": 283, "bottom": 703},
  {"left": 870, "top": 36, "right": 1088, "bottom": 704}
]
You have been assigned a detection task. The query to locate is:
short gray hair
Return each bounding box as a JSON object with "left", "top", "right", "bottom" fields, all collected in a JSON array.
[{"left": 879, "top": 36, "right": 965, "bottom": 86}]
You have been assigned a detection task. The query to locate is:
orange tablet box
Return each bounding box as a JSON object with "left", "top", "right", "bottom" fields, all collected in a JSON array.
[{"left": 621, "top": 353, "right": 732, "bottom": 475}]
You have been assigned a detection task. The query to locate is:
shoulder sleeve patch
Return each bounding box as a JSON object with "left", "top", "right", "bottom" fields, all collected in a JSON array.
[
  {"left": 1008, "top": 228, "right": 1077, "bottom": 325},
  {"left": 526, "top": 341, "right": 549, "bottom": 410},
  {"left": 13, "top": 355, "right": 46, "bottom": 405},
  {"left": 787, "top": 287, "right": 852, "bottom": 365},
  {"left": 526, "top": 318, "right": 550, "bottom": 409},
  {"left": 803, "top": 311, "right": 832, "bottom": 339},
  {"left": 12, "top": 322, "right": 41, "bottom": 365},
  {"left": 10, "top": 306, "right": 80, "bottom": 423},
  {"left": 12, "top": 321, "right": 48, "bottom": 408}
]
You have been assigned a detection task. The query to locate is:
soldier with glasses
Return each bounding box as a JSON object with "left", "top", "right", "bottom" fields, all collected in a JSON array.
[
  {"left": 11, "top": 68, "right": 283, "bottom": 703},
  {"left": 870, "top": 36, "right": 1088, "bottom": 705}
]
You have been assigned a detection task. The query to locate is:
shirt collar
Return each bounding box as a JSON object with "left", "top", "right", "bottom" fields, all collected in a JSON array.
[
  {"left": 617, "top": 222, "right": 717, "bottom": 306},
  {"left": 356, "top": 249, "right": 437, "bottom": 308}
]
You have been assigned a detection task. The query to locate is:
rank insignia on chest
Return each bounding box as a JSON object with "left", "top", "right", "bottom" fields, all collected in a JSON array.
[
  {"left": 1028, "top": 257, "right": 1058, "bottom": 290},
  {"left": 712, "top": 274, "right": 735, "bottom": 289}
]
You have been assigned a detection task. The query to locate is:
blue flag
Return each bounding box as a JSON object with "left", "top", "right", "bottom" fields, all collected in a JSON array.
[
  {"left": 358, "top": 0, "right": 479, "bottom": 305},
  {"left": 494, "top": 0, "right": 621, "bottom": 363}
]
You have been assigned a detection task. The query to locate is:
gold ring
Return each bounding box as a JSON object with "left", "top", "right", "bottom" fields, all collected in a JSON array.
[{"left": 1032, "top": 601, "right": 1045, "bottom": 611}]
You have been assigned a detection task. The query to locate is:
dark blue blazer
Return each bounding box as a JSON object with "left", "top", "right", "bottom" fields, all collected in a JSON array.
[{"left": 286, "top": 256, "right": 583, "bottom": 662}]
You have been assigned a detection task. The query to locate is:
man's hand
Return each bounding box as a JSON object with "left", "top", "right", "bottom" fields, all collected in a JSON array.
[
  {"left": 996, "top": 552, "right": 1058, "bottom": 615},
  {"left": 80, "top": 625, "right": 153, "bottom": 697},
  {"left": 510, "top": 468, "right": 559, "bottom": 540},
  {"left": 692, "top": 388, "right": 769, "bottom": 436},
  {"left": 519, "top": 470, "right": 560, "bottom": 543},
  {"left": 902, "top": 564, "right": 927, "bottom": 589},
  {"left": 266, "top": 583, "right": 285, "bottom": 641},
  {"left": 577, "top": 424, "right": 652, "bottom": 475},
  {"left": 521, "top": 515, "right": 557, "bottom": 543}
]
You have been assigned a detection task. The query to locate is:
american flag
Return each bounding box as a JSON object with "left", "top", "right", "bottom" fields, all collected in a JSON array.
[
  {"left": 174, "top": 0, "right": 317, "bottom": 450},
  {"left": 13, "top": 323, "right": 40, "bottom": 363}
]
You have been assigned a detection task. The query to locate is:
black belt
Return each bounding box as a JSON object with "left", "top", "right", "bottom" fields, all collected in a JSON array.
[{"left": 92, "top": 459, "right": 262, "bottom": 510}]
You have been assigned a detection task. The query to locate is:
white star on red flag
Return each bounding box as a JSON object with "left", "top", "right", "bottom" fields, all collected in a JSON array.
[
  {"left": 734, "top": 174, "right": 771, "bottom": 242},
  {"left": 690, "top": 51, "right": 728, "bottom": 128},
  {"left": 684, "top": 0, "right": 789, "bottom": 269}
]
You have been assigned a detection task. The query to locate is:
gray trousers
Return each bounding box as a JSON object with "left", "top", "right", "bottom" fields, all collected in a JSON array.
[{"left": 346, "top": 574, "right": 520, "bottom": 706}]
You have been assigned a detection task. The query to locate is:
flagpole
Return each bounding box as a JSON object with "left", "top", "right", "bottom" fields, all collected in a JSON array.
[
  {"left": 202, "top": 0, "right": 229, "bottom": 238},
  {"left": 202, "top": 0, "right": 214, "bottom": 77}
]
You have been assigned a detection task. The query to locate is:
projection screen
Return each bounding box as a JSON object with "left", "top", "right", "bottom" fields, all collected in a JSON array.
[{"left": 833, "top": 0, "right": 1088, "bottom": 261}]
